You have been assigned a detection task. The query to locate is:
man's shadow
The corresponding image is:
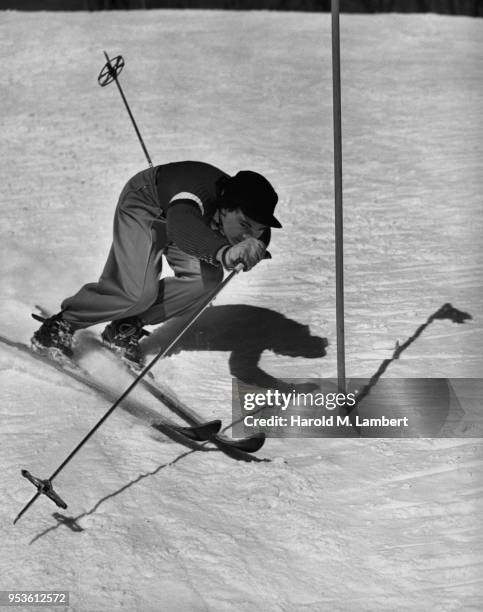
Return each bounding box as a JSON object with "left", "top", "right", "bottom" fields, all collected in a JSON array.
[{"left": 142, "top": 304, "right": 328, "bottom": 392}]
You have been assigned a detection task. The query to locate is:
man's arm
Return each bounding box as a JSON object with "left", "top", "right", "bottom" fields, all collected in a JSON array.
[
  {"left": 167, "top": 200, "right": 268, "bottom": 271},
  {"left": 166, "top": 201, "right": 229, "bottom": 266}
]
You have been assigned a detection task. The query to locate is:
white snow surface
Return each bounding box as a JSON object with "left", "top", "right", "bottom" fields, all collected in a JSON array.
[{"left": 1, "top": 9, "right": 483, "bottom": 612}]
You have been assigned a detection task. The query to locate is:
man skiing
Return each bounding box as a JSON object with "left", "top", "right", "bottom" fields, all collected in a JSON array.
[{"left": 32, "top": 161, "right": 282, "bottom": 368}]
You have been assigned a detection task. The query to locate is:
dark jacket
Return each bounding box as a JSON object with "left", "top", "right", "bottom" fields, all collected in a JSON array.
[{"left": 156, "top": 161, "right": 271, "bottom": 265}]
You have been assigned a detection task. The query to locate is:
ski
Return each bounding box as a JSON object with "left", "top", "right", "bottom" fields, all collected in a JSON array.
[
  {"left": 32, "top": 306, "right": 266, "bottom": 454},
  {"left": 168, "top": 419, "right": 222, "bottom": 442},
  {"left": 0, "top": 334, "right": 222, "bottom": 444},
  {"left": 94, "top": 337, "right": 265, "bottom": 453},
  {"left": 139, "top": 376, "right": 266, "bottom": 454}
]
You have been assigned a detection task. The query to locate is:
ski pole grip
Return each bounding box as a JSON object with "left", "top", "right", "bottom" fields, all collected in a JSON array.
[
  {"left": 233, "top": 248, "right": 271, "bottom": 272},
  {"left": 233, "top": 251, "right": 272, "bottom": 273}
]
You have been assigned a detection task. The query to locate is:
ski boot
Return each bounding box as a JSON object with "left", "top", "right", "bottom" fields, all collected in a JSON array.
[
  {"left": 31, "top": 311, "right": 76, "bottom": 362},
  {"left": 101, "top": 317, "right": 150, "bottom": 371}
]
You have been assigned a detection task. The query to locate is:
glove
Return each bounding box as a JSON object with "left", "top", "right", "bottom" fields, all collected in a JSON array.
[{"left": 217, "top": 237, "right": 266, "bottom": 271}]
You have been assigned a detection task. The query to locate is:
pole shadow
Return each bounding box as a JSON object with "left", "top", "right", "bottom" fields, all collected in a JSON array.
[
  {"left": 29, "top": 447, "right": 196, "bottom": 544},
  {"left": 29, "top": 435, "right": 269, "bottom": 545},
  {"left": 350, "top": 303, "right": 473, "bottom": 411}
]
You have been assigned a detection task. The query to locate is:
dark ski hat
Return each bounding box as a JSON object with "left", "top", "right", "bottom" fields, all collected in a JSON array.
[{"left": 221, "top": 170, "right": 282, "bottom": 228}]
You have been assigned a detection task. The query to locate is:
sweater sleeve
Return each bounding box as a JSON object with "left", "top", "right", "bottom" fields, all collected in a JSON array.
[{"left": 166, "top": 200, "right": 230, "bottom": 265}]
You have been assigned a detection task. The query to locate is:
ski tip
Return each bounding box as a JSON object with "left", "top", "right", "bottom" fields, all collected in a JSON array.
[
  {"left": 204, "top": 418, "right": 222, "bottom": 434},
  {"left": 217, "top": 431, "right": 266, "bottom": 454},
  {"left": 242, "top": 432, "right": 266, "bottom": 453},
  {"left": 176, "top": 419, "right": 222, "bottom": 442}
]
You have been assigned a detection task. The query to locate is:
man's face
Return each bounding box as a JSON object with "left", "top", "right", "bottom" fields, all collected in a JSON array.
[{"left": 220, "top": 208, "right": 267, "bottom": 245}]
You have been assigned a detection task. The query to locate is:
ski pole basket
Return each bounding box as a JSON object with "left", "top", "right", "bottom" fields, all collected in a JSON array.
[
  {"left": 97, "top": 54, "right": 125, "bottom": 87},
  {"left": 13, "top": 470, "right": 67, "bottom": 525}
]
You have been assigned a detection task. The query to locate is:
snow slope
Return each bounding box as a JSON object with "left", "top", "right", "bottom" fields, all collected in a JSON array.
[{"left": 1, "top": 9, "right": 482, "bottom": 612}]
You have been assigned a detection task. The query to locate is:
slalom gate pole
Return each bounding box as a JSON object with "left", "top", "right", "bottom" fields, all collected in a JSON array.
[
  {"left": 331, "top": 0, "right": 346, "bottom": 393},
  {"left": 97, "top": 51, "right": 153, "bottom": 168},
  {"left": 14, "top": 264, "right": 244, "bottom": 525}
]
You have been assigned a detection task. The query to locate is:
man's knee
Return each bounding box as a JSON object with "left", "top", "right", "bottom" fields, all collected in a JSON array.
[{"left": 124, "top": 282, "right": 159, "bottom": 315}]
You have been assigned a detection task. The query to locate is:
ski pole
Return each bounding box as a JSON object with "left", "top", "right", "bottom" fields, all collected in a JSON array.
[
  {"left": 14, "top": 264, "right": 245, "bottom": 525},
  {"left": 97, "top": 51, "right": 153, "bottom": 168}
]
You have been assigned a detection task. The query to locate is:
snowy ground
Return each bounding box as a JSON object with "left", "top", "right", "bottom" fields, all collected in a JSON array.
[{"left": 1, "top": 9, "right": 482, "bottom": 612}]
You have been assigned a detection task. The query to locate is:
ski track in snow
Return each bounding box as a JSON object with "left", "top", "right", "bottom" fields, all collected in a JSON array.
[{"left": 1, "top": 9, "right": 482, "bottom": 612}]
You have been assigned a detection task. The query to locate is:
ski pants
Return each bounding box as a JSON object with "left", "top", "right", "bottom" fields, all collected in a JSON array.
[{"left": 61, "top": 167, "right": 224, "bottom": 329}]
